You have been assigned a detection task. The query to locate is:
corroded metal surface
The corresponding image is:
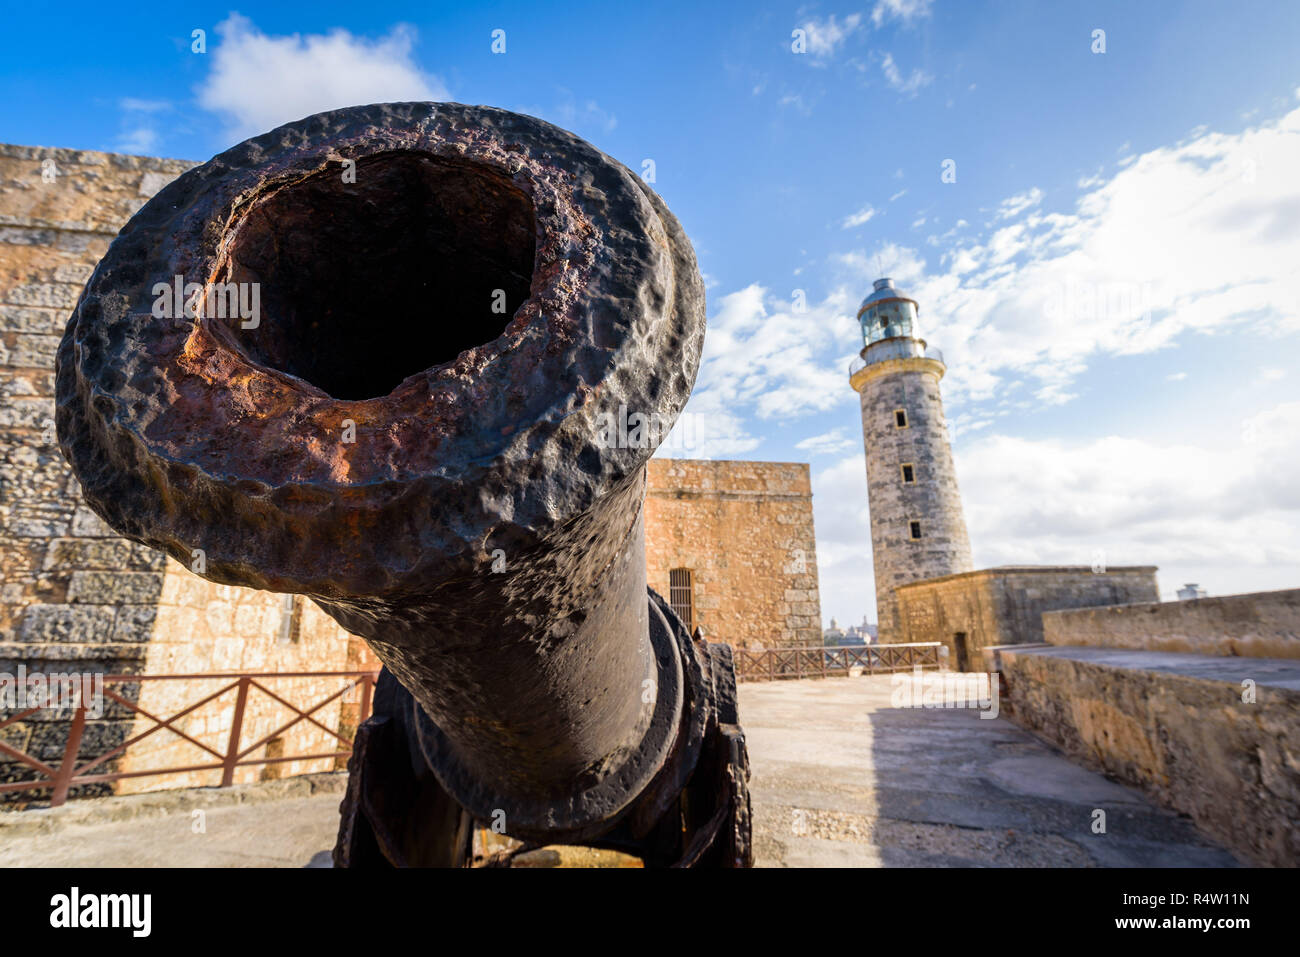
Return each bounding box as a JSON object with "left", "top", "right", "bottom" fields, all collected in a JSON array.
[{"left": 56, "top": 102, "right": 750, "bottom": 866}]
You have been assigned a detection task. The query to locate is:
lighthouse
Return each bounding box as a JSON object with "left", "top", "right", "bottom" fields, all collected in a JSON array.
[{"left": 849, "top": 278, "right": 973, "bottom": 643}]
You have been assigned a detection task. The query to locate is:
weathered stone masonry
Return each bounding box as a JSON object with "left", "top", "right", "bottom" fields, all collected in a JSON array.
[
  {"left": 851, "top": 354, "right": 973, "bottom": 643},
  {"left": 645, "top": 459, "right": 821, "bottom": 650},
  {"left": 2, "top": 145, "right": 192, "bottom": 796},
  {"left": 895, "top": 565, "right": 1159, "bottom": 670},
  {"left": 0, "top": 144, "right": 371, "bottom": 801},
  {"left": 1043, "top": 586, "right": 1300, "bottom": 660}
]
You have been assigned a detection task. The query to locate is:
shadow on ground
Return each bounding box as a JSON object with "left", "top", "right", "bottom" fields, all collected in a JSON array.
[{"left": 743, "top": 673, "right": 1240, "bottom": 867}]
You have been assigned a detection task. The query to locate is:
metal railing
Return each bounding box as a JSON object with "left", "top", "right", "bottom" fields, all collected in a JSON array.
[
  {"left": 0, "top": 669, "right": 380, "bottom": 807},
  {"left": 734, "top": 643, "right": 943, "bottom": 682},
  {"left": 848, "top": 343, "right": 944, "bottom": 378}
]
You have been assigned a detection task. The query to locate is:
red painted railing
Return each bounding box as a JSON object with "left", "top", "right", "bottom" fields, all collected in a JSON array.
[{"left": 0, "top": 669, "right": 380, "bottom": 806}]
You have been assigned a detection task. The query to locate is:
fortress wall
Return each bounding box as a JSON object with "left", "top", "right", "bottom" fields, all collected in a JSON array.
[
  {"left": 0, "top": 144, "right": 375, "bottom": 801},
  {"left": 1043, "top": 587, "right": 1300, "bottom": 660},
  {"left": 0, "top": 145, "right": 197, "bottom": 797},
  {"left": 985, "top": 643, "right": 1300, "bottom": 867},
  {"left": 646, "top": 458, "right": 821, "bottom": 650},
  {"left": 896, "top": 566, "right": 1159, "bottom": 670}
]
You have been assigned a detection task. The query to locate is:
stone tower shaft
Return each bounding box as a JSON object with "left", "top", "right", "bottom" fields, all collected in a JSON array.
[{"left": 850, "top": 279, "right": 973, "bottom": 643}]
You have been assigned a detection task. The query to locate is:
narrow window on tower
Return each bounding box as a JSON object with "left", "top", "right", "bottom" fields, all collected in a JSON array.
[
  {"left": 894, "top": 408, "right": 908, "bottom": 428},
  {"left": 901, "top": 463, "right": 915, "bottom": 484},
  {"left": 669, "top": 568, "right": 695, "bottom": 632},
  {"left": 909, "top": 521, "right": 922, "bottom": 540}
]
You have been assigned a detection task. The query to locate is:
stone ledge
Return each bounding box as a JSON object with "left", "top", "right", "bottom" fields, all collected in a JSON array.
[
  {"left": 1043, "top": 587, "right": 1300, "bottom": 660},
  {"left": 990, "top": 644, "right": 1300, "bottom": 867},
  {"left": 998, "top": 644, "right": 1300, "bottom": 689},
  {"left": 0, "top": 143, "right": 197, "bottom": 170},
  {"left": 0, "top": 770, "right": 347, "bottom": 837},
  {"left": 897, "top": 565, "right": 1158, "bottom": 591}
]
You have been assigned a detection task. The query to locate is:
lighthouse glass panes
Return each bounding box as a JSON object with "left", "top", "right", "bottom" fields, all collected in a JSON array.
[
  {"left": 861, "top": 300, "right": 917, "bottom": 347},
  {"left": 669, "top": 568, "right": 695, "bottom": 632}
]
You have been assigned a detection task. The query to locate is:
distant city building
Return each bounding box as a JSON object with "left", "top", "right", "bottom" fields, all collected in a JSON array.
[
  {"left": 823, "top": 616, "right": 877, "bottom": 646},
  {"left": 1177, "top": 583, "right": 1208, "bottom": 600}
]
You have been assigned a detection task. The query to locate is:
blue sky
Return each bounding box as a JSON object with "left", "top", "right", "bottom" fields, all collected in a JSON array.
[{"left": 4, "top": 0, "right": 1299, "bottom": 625}]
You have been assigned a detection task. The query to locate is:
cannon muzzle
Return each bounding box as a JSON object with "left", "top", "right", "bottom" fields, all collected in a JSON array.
[{"left": 56, "top": 103, "right": 751, "bottom": 867}]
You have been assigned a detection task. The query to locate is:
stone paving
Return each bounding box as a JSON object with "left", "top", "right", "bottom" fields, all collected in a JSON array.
[
  {"left": 745, "top": 675, "right": 1239, "bottom": 867},
  {"left": 0, "top": 675, "right": 1240, "bottom": 867},
  {"left": 0, "top": 774, "right": 343, "bottom": 868}
]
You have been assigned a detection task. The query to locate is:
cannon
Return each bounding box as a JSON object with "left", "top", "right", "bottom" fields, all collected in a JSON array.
[{"left": 55, "top": 102, "right": 751, "bottom": 867}]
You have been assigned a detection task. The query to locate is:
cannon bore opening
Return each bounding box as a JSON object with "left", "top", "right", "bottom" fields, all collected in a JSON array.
[{"left": 221, "top": 152, "right": 537, "bottom": 400}]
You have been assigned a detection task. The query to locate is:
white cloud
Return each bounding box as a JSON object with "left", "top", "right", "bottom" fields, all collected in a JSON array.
[
  {"left": 879, "top": 52, "right": 932, "bottom": 95},
  {"left": 842, "top": 204, "right": 877, "bottom": 229},
  {"left": 114, "top": 127, "right": 160, "bottom": 154},
  {"left": 119, "top": 98, "right": 170, "bottom": 113},
  {"left": 881, "top": 103, "right": 1300, "bottom": 404},
  {"left": 677, "top": 283, "right": 861, "bottom": 441},
  {"left": 114, "top": 98, "right": 172, "bottom": 155},
  {"left": 796, "top": 428, "right": 857, "bottom": 455},
  {"left": 196, "top": 14, "right": 449, "bottom": 142},
  {"left": 796, "top": 13, "right": 863, "bottom": 59},
  {"left": 777, "top": 92, "right": 813, "bottom": 114},
  {"left": 537, "top": 91, "right": 618, "bottom": 134},
  {"left": 872, "top": 0, "right": 934, "bottom": 28},
  {"left": 834, "top": 241, "right": 928, "bottom": 287},
  {"left": 996, "top": 187, "right": 1043, "bottom": 219},
  {"left": 810, "top": 454, "right": 876, "bottom": 624},
  {"left": 955, "top": 404, "right": 1300, "bottom": 597},
  {"left": 889, "top": 188, "right": 908, "bottom": 202},
  {"left": 656, "top": 390, "right": 762, "bottom": 460}
]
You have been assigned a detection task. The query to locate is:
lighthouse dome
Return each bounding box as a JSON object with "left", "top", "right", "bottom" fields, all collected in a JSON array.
[{"left": 857, "top": 278, "right": 919, "bottom": 346}]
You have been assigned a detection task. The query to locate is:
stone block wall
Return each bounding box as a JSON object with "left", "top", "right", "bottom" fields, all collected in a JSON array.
[
  {"left": 113, "top": 560, "right": 365, "bottom": 794},
  {"left": 1043, "top": 587, "right": 1300, "bottom": 660},
  {"left": 851, "top": 358, "right": 973, "bottom": 643},
  {"left": 986, "top": 644, "right": 1300, "bottom": 867},
  {"left": 0, "top": 142, "right": 378, "bottom": 802},
  {"left": 1, "top": 144, "right": 198, "bottom": 800},
  {"left": 894, "top": 565, "right": 1159, "bottom": 670},
  {"left": 645, "top": 458, "right": 821, "bottom": 650},
  {"left": 1, "top": 143, "right": 196, "bottom": 652}
]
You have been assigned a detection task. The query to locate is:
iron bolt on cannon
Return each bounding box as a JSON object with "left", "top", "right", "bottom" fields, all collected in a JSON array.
[{"left": 56, "top": 102, "right": 752, "bottom": 867}]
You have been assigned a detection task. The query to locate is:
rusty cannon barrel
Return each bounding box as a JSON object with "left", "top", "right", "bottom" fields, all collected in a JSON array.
[{"left": 55, "top": 102, "right": 751, "bottom": 867}]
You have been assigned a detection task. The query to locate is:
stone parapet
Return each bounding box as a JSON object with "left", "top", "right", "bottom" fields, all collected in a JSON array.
[
  {"left": 894, "top": 565, "right": 1158, "bottom": 670},
  {"left": 1043, "top": 587, "right": 1300, "bottom": 660},
  {"left": 985, "top": 643, "right": 1299, "bottom": 867}
]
